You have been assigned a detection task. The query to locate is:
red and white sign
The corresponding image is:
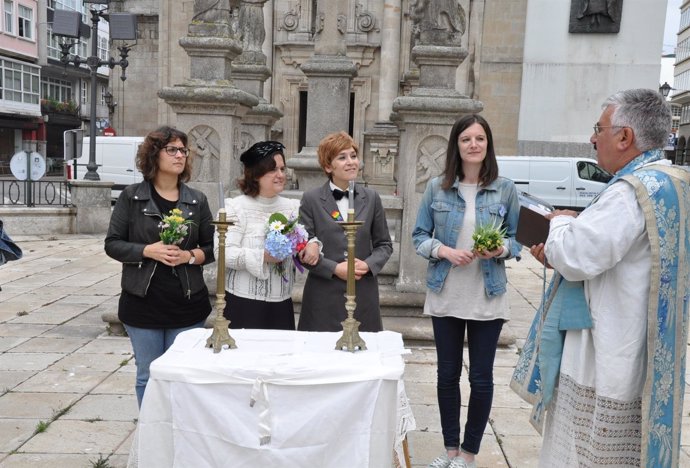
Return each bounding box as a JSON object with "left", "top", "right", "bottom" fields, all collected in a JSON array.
[{"left": 103, "top": 127, "right": 117, "bottom": 136}]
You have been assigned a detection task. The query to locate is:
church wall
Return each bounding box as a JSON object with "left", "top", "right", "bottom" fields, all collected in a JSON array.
[
  {"left": 476, "top": 0, "right": 528, "bottom": 156},
  {"left": 518, "top": 0, "right": 667, "bottom": 157}
]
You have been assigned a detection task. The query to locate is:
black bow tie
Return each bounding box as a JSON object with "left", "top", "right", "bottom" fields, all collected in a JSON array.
[{"left": 332, "top": 188, "right": 349, "bottom": 201}]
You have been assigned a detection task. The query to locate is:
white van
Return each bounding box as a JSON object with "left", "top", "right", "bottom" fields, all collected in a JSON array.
[
  {"left": 68, "top": 136, "right": 144, "bottom": 200},
  {"left": 497, "top": 156, "right": 611, "bottom": 209}
]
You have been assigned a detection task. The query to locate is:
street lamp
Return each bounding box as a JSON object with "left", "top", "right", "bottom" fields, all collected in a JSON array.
[
  {"left": 52, "top": 2, "right": 136, "bottom": 181},
  {"left": 659, "top": 82, "right": 673, "bottom": 99},
  {"left": 104, "top": 90, "right": 117, "bottom": 122}
]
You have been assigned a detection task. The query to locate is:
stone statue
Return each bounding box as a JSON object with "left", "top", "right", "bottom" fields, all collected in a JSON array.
[
  {"left": 236, "top": 2, "right": 266, "bottom": 64},
  {"left": 192, "top": 0, "right": 232, "bottom": 24},
  {"left": 410, "top": 0, "right": 466, "bottom": 47}
]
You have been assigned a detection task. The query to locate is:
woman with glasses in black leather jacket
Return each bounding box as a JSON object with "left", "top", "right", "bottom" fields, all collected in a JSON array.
[{"left": 105, "top": 126, "right": 215, "bottom": 408}]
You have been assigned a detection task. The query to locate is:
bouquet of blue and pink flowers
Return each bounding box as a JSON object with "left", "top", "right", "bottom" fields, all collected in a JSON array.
[{"left": 265, "top": 212, "right": 309, "bottom": 280}]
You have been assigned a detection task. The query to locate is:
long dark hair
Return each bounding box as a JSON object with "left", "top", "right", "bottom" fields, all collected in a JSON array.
[
  {"left": 441, "top": 114, "right": 499, "bottom": 190},
  {"left": 136, "top": 126, "right": 192, "bottom": 182}
]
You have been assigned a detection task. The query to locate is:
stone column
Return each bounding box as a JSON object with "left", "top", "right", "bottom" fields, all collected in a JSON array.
[
  {"left": 378, "top": 0, "right": 402, "bottom": 123},
  {"left": 362, "top": 0, "right": 402, "bottom": 195},
  {"left": 232, "top": 0, "right": 283, "bottom": 152},
  {"left": 289, "top": 0, "right": 358, "bottom": 191},
  {"left": 158, "top": 1, "right": 259, "bottom": 216}
]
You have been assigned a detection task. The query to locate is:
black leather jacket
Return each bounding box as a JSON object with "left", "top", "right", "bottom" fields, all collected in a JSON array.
[{"left": 104, "top": 181, "right": 215, "bottom": 298}]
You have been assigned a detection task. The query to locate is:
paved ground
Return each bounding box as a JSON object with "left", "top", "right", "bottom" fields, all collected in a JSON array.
[{"left": 1, "top": 234, "right": 689, "bottom": 468}]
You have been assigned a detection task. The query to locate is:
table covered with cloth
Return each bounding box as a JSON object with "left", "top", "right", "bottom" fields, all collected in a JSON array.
[{"left": 127, "top": 328, "right": 415, "bottom": 468}]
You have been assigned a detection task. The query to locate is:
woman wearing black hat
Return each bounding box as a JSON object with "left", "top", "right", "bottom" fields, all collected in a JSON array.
[{"left": 219, "top": 141, "right": 313, "bottom": 329}]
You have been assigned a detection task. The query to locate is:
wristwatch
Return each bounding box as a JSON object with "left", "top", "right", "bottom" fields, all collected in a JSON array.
[{"left": 188, "top": 250, "right": 196, "bottom": 265}]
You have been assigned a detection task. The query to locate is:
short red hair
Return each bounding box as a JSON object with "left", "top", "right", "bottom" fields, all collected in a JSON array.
[{"left": 317, "top": 131, "right": 359, "bottom": 178}]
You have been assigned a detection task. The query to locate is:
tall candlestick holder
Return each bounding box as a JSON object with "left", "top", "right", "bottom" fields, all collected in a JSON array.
[
  {"left": 206, "top": 208, "right": 237, "bottom": 353},
  {"left": 335, "top": 208, "right": 366, "bottom": 352}
]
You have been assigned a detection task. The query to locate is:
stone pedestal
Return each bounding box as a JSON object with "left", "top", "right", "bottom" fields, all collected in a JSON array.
[
  {"left": 69, "top": 181, "right": 114, "bottom": 234},
  {"left": 232, "top": 62, "right": 283, "bottom": 166},
  {"left": 159, "top": 35, "right": 259, "bottom": 214},
  {"left": 290, "top": 55, "right": 358, "bottom": 190},
  {"left": 363, "top": 121, "right": 399, "bottom": 195}
]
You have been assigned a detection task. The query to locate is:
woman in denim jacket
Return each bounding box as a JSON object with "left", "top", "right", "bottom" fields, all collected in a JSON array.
[{"left": 412, "top": 115, "right": 521, "bottom": 468}]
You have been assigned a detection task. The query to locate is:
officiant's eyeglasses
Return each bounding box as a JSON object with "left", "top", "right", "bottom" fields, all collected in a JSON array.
[{"left": 593, "top": 124, "right": 628, "bottom": 135}]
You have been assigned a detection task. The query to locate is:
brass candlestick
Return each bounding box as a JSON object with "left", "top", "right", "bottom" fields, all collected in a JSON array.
[
  {"left": 335, "top": 208, "right": 366, "bottom": 352},
  {"left": 206, "top": 208, "right": 237, "bottom": 353}
]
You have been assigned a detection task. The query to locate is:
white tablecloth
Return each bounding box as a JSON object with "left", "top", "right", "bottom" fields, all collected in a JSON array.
[{"left": 129, "top": 329, "right": 411, "bottom": 468}]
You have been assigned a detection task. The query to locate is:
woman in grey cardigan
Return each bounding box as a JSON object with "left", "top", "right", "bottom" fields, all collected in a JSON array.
[{"left": 297, "top": 131, "right": 392, "bottom": 332}]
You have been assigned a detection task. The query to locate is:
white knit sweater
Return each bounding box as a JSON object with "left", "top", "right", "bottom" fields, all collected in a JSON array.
[{"left": 219, "top": 194, "right": 301, "bottom": 302}]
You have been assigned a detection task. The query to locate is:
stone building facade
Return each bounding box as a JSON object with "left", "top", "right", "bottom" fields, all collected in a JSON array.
[{"left": 111, "top": 0, "right": 530, "bottom": 158}]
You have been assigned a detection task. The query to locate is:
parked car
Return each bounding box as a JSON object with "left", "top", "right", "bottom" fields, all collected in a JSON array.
[
  {"left": 497, "top": 156, "right": 611, "bottom": 209},
  {"left": 68, "top": 136, "right": 144, "bottom": 200}
]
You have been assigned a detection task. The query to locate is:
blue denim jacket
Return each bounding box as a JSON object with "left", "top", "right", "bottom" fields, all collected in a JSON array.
[{"left": 412, "top": 175, "right": 522, "bottom": 295}]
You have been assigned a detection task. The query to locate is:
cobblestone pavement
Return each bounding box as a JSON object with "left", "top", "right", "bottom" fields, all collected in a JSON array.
[{"left": 0, "top": 234, "right": 688, "bottom": 467}]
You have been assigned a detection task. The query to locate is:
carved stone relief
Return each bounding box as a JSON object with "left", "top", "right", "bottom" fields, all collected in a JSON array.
[
  {"left": 280, "top": 3, "right": 301, "bottom": 31},
  {"left": 355, "top": 3, "right": 378, "bottom": 33},
  {"left": 569, "top": 0, "right": 622, "bottom": 33},
  {"left": 334, "top": 3, "right": 379, "bottom": 35},
  {"left": 233, "top": 127, "right": 241, "bottom": 162},
  {"left": 240, "top": 130, "right": 254, "bottom": 154},
  {"left": 313, "top": 10, "right": 325, "bottom": 35},
  {"left": 337, "top": 14, "right": 347, "bottom": 34},
  {"left": 277, "top": 1, "right": 379, "bottom": 38},
  {"left": 371, "top": 145, "right": 396, "bottom": 179},
  {"left": 190, "top": 125, "right": 220, "bottom": 183},
  {"left": 415, "top": 135, "right": 447, "bottom": 192}
]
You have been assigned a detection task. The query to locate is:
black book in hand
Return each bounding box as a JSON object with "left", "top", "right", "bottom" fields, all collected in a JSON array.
[{"left": 515, "top": 192, "right": 553, "bottom": 247}]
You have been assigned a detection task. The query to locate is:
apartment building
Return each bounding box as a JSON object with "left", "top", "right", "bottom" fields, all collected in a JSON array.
[{"left": 0, "top": 0, "right": 110, "bottom": 177}]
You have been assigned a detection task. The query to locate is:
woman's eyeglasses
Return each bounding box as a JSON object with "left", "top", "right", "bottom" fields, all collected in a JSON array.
[{"left": 163, "top": 146, "right": 190, "bottom": 157}]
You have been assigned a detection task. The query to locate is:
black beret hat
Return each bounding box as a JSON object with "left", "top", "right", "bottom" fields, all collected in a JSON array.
[{"left": 240, "top": 141, "right": 285, "bottom": 167}]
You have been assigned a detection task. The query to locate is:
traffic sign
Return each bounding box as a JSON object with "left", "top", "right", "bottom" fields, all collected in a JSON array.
[{"left": 10, "top": 151, "right": 46, "bottom": 181}]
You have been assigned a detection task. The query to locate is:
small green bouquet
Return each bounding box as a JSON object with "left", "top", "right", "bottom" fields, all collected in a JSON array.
[
  {"left": 472, "top": 220, "right": 506, "bottom": 254},
  {"left": 158, "top": 208, "right": 192, "bottom": 245}
]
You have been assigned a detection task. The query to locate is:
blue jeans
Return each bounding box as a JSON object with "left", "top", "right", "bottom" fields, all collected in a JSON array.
[
  {"left": 124, "top": 320, "right": 206, "bottom": 407},
  {"left": 431, "top": 316, "right": 504, "bottom": 454}
]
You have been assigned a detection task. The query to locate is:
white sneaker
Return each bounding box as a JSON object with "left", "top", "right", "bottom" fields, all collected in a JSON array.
[
  {"left": 449, "top": 457, "right": 477, "bottom": 468},
  {"left": 427, "top": 453, "right": 453, "bottom": 468}
]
